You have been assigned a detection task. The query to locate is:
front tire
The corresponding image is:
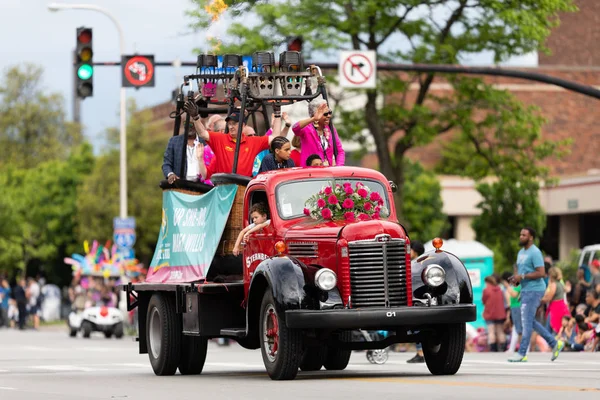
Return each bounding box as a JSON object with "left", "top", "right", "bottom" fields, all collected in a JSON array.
[
  {"left": 422, "top": 323, "right": 466, "bottom": 375},
  {"left": 323, "top": 331, "right": 352, "bottom": 370},
  {"left": 259, "top": 291, "right": 303, "bottom": 380},
  {"left": 104, "top": 331, "right": 113, "bottom": 339},
  {"left": 178, "top": 335, "right": 208, "bottom": 375},
  {"left": 146, "top": 293, "right": 182, "bottom": 376}
]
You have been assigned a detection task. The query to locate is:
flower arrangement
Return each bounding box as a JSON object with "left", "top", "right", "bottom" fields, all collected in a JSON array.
[{"left": 304, "top": 182, "right": 387, "bottom": 222}]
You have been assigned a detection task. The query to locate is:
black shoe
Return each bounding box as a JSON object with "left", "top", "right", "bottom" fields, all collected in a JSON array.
[{"left": 406, "top": 354, "right": 424, "bottom": 363}]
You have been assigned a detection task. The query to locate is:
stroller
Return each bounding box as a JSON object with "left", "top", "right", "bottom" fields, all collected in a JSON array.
[{"left": 357, "top": 330, "right": 390, "bottom": 365}]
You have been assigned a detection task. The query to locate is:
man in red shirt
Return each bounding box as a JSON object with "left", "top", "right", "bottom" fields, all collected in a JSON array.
[{"left": 184, "top": 100, "right": 283, "bottom": 178}]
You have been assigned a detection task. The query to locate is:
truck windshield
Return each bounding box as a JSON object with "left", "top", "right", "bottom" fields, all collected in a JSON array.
[{"left": 276, "top": 178, "right": 390, "bottom": 220}]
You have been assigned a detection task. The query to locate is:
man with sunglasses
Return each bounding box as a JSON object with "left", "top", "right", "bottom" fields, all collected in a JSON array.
[
  {"left": 162, "top": 119, "right": 207, "bottom": 184},
  {"left": 185, "top": 100, "right": 286, "bottom": 178}
]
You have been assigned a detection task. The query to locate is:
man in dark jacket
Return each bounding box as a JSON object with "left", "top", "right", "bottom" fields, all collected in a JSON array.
[{"left": 13, "top": 278, "right": 28, "bottom": 330}]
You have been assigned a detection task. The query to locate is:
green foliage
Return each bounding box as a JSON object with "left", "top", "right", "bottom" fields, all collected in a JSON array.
[
  {"left": 0, "top": 144, "right": 95, "bottom": 281},
  {"left": 76, "top": 101, "right": 165, "bottom": 267},
  {"left": 0, "top": 64, "right": 83, "bottom": 169},
  {"left": 471, "top": 178, "right": 546, "bottom": 272},
  {"left": 401, "top": 160, "right": 448, "bottom": 242},
  {"left": 0, "top": 64, "right": 91, "bottom": 281}
]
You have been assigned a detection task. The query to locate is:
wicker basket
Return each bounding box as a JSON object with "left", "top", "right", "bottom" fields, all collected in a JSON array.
[{"left": 218, "top": 184, "right": 246, "bottom": 255}]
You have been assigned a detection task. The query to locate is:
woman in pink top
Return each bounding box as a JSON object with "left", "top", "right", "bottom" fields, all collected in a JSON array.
[{"left": 292, "top": 100, "right": 345, "bottom": 167}]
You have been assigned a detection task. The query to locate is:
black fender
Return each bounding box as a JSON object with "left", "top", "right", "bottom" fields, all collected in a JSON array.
[
  {"left": 241, "top": 256, "right": 322, "bottom": 349},
  {"left": 411, "top": 250, "right": 473, "bottom": 305}
]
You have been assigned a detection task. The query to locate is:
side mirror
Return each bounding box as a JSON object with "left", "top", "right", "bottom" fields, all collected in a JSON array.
[{"left": 389, "top": 181, "right": 398, "bottom": 193}]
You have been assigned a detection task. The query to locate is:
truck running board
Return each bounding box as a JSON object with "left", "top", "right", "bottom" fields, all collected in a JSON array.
[{"left": 220, "top": 328, "right": 246, "bottom": 338}]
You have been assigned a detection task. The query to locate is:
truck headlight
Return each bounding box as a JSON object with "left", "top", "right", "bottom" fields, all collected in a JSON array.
[
  {"left": 315, "top": 268, "right": 337, "bottom": 291},
  {"left": 422, "top": 264, "right": 446, "bottom": 287}
]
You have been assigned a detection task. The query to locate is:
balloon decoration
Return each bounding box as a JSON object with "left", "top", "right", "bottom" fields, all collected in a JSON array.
[{"left": 64, "top": 240, "right": 146, "bottom": 279}]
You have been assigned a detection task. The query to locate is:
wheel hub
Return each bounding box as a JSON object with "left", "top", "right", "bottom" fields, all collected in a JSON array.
[{"left": 263, "top": 305, "right": 279, "bottom": 362}]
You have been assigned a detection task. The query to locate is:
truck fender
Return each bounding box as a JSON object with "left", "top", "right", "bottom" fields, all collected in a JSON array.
[
  {"left": 411, "top": 250, "right": 473, "bottom": 305},
  {"left": 249, "top": 256, "right": 313, "bottom": 312}
]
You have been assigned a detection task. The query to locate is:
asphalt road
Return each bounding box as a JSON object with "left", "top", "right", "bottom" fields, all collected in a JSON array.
[{"left": 0, "top": 327, "right": 599, "bottom": 400}]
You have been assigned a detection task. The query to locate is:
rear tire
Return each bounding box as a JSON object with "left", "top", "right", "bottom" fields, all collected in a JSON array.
[
  {"left": 82, "top": 321, "right": 92, "bottom": 339},
  {"left": 178, "top": 335, "right": 208, "bottom": 375},
  {"left": 69, "top": 328, "right": 77, "bottom": 337},
  {"left": 299, "top": 345, "right": 327, "bottom": 371},
  {"left": 259, "top": 291, "right": 303, "bottom": 380},
  {"left": 422, "top": 323, "right": 465, "bottom": 375},
  {"left": 146, "top": 293, "right": 182, "bottom": 376},
  {"left": 323, "top": 331, "right": 352, "bottom": 370}
]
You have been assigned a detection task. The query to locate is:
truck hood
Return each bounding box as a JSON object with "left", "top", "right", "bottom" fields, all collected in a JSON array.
[
  {"left": 284, "top": 219, "right": 346, "bottom": 240},
  {"left": 284, "top": 218, "right": 406, "bottom": 241}
]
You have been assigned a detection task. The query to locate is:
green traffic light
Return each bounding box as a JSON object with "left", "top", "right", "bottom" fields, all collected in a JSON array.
[{"left": 77, "top": 64, "right": 93, "bottom": 80}]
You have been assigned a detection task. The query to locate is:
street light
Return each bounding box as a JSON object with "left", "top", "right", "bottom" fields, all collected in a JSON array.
[{"left": 48, "top": 2, "right": 128, "bottom": 220}]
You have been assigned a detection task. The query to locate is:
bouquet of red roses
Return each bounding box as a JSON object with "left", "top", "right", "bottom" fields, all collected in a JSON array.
[{"left": 304, "top": 182, "right": 387, "bottom": 222}]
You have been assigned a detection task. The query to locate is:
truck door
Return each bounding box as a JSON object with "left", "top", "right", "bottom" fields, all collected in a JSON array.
[{"left": 243, "top": 190, "right": 276, "bottom": 282}]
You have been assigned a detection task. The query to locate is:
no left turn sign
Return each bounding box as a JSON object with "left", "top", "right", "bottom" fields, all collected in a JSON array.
[{"left": 339, "top": 50, "right": 376, "bottom": 89}]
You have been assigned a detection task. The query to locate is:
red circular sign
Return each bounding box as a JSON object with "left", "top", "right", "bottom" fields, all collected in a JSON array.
[
  {"left": 342, "top": 54, "right": 373, "bottom": 85},
  {"left": 124, "top": 56, "right": 154, "bottom": 86}
]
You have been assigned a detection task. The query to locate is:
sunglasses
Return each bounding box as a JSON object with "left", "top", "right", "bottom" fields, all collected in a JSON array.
[{"left": 323, "top": 111, "right": 333, "bottom": 117}]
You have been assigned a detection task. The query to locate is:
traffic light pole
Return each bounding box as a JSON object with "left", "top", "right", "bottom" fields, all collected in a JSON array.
[
  {"left": 72, "top": 50, "right": 81, "bottom": 124},
  {"left": 49, "top": 2, "right": 128, "bottom": 219}
]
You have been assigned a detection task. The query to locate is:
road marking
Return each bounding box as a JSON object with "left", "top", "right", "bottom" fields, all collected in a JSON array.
[
  {"left": 30, "top": 365, "right": 98, "bottom": 372},
  {"left": 0, "top": 387, "right": 16, "bottom": 391},
  {"left": 337, "top": 377, "right": 600, "bottom": 392},
  {"left": 0, "top": 370, "right": 8, "bottom": 373}
]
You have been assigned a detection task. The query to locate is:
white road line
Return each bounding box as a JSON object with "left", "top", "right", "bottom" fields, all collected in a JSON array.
[
  {"left": 0, "top": 387, "right": 16, "bottom": 390},
  {"left": 0, "top": 369, "right": 9, "bottom": 373},
  {"left": 29, "top": 365, "right": 98, "bottom": 372}
]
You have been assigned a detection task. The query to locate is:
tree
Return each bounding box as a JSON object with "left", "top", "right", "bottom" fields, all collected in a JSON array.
[
  {"left": 472, "top": 179, "right": 546, "bottom": 272},
  {"left": 187, "top": 0, "right": 576, "bottom": 224},
  {"left": 0, "top": 64, "right": 90, "bottom": 282},
  {"left": 76, "top": 101, "right": 166, "bottom": 267},
  {"left": 0, "top": 64, "right": 83, "bottom": 169},
  {"left": 0, "top": 144, "right": 95, "bottom": 282}
]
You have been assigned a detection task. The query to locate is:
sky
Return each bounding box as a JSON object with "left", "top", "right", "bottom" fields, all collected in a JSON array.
[{"left": 1, "top": 0, "right": 537, "bottom": 152}]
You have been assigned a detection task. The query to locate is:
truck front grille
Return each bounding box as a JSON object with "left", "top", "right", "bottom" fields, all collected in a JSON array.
[{"left": 348, "top": 239, "right": 407, "bottom": 308}]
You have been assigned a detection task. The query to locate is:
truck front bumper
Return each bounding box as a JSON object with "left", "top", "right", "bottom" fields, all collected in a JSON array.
[{"left": 285, "top": 304, "right": 476, "bottom": 330}]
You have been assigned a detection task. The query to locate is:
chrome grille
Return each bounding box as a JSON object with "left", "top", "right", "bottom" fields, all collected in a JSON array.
[
  {"left": 287, "top": 241, "right": 318, "bottom": 258},
  {"left": 348, "top": 239, "right": 407, "bottom": 308}
]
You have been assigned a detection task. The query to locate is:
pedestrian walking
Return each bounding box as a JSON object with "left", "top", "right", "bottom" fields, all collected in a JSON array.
[{"left": 508, "top": 227, "right": 564, "bottom": 362}]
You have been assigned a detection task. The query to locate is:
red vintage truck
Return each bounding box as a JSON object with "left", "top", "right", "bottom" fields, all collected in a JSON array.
[
  {"left": 123, "top": 52, "right": 476, "bottom": 380},
  {"left": 125, "top": 167, "right": 476, "bottom": 380}
]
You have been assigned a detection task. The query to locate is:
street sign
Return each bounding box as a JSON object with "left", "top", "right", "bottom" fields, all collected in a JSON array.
[
  {"left": 122, "top": 55, "right": 155, "bottom": 88},
  {"left": 339, "top": 51, "right": 376, "bottom": 89},
  {"left": 113, "top": 217, "right": 136, "bottom": 248}
]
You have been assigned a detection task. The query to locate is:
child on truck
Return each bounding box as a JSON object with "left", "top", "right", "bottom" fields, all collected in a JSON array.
[{"left": 232, "top": 203, "right": 271, "bottom": 256}]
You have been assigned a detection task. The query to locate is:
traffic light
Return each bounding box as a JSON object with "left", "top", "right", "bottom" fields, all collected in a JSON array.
[
  {"left": 75, "top": 27, "right": 93, "bottom": 98},
  {"left": 287, "top": 36, "right": 303, "bottom": 52}
]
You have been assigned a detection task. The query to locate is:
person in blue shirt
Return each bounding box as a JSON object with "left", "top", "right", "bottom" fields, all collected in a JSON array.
[
  {"left": 507, "top": 227, "right": 565, "bottom": 363},
  {"left": 0, "top": 278, "right": 10, "bottom": 328}
]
